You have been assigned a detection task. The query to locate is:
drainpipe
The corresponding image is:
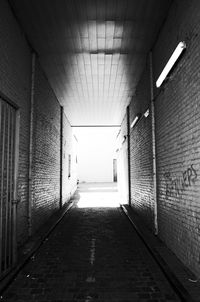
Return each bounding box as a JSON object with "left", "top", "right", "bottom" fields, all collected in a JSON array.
[
  {"left": 28, "top": 52, "right": 36, "bottom": 237},
  {"left": 12, "top": 110, "right": 20, "bottom": 263},
  {"left": 127, "top": 106, "right": 131, "bottom": 206},
  {"left": 60, "top": 106, "right": 63, "bottom": 209},
  {"left": 149, "top": 52, "right": 158, "bottom": 236}
]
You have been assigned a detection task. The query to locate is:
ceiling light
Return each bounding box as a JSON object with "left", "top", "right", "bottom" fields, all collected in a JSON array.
[
  {"left": 156, "top": 41, "right": 186, "bottom": 88},
  {"left": 144, "top": 109, "right": 150, "bottom": 118},
  {"left": 130, "top": 114, "right": 141, "bottom": 128}
]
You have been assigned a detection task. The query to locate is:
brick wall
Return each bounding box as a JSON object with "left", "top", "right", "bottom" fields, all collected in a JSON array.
[
  {"left": 152, "top": 0, "right": 200, "bottom": 276},
  {"left": 62, "top": 112, "right": 77, "bottom": 204},
  {"left": 129, "top": 62, "right": 154, "bottom": 231},
  {"left": 0, "top": 0, "right": 77, "bottom": 249},
  {"left": 31, "top": 60, "right": 61, "bottom": 233},
  {"left": 126, "top": 0, "right": 200, "bottom": 277},
  {"left": 0, "top": 0, "right": 31, "bottom": 245}
]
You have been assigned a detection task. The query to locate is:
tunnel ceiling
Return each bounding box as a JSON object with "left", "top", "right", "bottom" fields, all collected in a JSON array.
[{"left": 10, "top": 0, "right": 172, "bottom": 126}]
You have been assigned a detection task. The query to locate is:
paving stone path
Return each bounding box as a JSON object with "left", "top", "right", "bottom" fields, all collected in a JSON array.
[{"left": 1, "top": 200, "right": 180, "bottom": 301}]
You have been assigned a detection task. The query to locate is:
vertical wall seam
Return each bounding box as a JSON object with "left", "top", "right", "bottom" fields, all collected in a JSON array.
[
  {"left": 149, "top": 52, "right": 158, "bottom": 236},
  {"left": 28, "top": 52, "right": 36, "bottom": 237}
]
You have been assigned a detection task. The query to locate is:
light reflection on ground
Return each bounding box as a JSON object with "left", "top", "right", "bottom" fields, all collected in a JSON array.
[
  {"left": 88, "top": 187, "right": 117, "bottom": 191},
  {"left": 77, "top": 183, "right": 119, "bottom": 208}
]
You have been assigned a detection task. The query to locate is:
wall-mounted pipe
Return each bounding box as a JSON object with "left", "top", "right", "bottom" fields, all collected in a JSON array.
[
  {"left": 28, "top": 52, "right": 36, "bottom": 237},
  {"left": 60, "top": 106, "right": 63, "bottom": 209},
  {"left": 150, "top": 52, "right": 158, "bottom": 236},
  {"left": 0, "top": 103, "right": 5, "bottom": 272},
  {"left": 127, "top": 106, "right": 131, "bottom": 206},
  {"left": 13, "top": 109, "right": 20, "bottom": 264}
]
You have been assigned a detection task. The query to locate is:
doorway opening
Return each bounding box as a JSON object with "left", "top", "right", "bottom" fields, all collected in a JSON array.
[
  {"left": 113, "top": 158, "right": 117, "bottom": 182},
  {"left": 73, "top": 127, "right": 120, "bottom": 208},
  {"left": 73, "top": 127, "right": 119, "bottom": 183}
]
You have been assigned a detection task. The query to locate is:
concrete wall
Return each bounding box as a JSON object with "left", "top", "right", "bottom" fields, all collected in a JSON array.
[
  {"left": 0, "top": 0, "right": 77, "bottom": 247},
  {"left": 127, "top": 0, "right": 200, "bottom": 277}
]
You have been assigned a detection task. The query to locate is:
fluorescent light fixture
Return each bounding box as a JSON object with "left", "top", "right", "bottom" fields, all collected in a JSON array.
[
  {"left": 156, "top": 41, "right": 186, "bottom": 88},
  {"left": 122, "top": 135, "right": 126, "bottom": 144},
  {"left": 144, "top": 109, "right": 150, "bottom": 118},
  {"left": 130, "top": 115, "right": 140, "bottom": 128}
]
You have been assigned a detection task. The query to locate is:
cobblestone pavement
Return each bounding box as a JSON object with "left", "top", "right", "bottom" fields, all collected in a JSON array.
[{"left": 1, "top": 188, "right": 180, "bottom": 301}]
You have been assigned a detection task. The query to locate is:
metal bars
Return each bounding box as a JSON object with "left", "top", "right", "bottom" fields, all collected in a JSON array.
[{"left": 0, "top": 98, "right": 17, "bottom": 278}]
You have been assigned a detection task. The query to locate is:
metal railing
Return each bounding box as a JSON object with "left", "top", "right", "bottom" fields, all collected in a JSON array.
[{"left": 0, "top": 98, "right": 18, "bottom": 279}]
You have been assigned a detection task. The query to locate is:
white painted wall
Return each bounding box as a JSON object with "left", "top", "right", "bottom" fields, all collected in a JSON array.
[{"left": 74, "top": 127, "right": 119, "bottom": 183}]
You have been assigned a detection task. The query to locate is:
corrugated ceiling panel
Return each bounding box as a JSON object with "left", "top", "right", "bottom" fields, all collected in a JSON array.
[{"left": 10, "top": 0, "right": 172, "bottom": 126}]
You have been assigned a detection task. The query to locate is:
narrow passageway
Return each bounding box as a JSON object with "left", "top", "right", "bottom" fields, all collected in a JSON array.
[
  {"left": 1, "top": 1, "right": 200, "bottom": 297},
  {"left": 2, "top": 184, "right": 180, "bottom": 302}
]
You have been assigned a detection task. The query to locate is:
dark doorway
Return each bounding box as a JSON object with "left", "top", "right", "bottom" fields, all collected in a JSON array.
[{"left": 113, "top": 159, "right": 117, "bottom": 182}]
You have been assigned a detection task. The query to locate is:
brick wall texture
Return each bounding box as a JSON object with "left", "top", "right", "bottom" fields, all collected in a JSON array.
[
  {"left": 129, "top": 62, "right": 154, "bottom": 231},
  {"left": 153, "top": 0, "right": 200, "bottom": 277},
  {"left": 0, "top": 0, "right": 31, "bottom": 245},
  {"left": 127, "top": 0, "right": 200, "bottom": 277},
  {"left": 31, "top": 61, "right": 61, "bottom": 233},
  {"left": 0, "top": 0, "right": 77, "bottom": 251},
  {"left": 62, "top": 112, "right": 77, "bottom": 204}
]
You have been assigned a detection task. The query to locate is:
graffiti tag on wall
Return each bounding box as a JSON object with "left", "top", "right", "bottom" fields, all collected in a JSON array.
[{"left": 164, "top": 164, "right": 197, "bottom": 198}]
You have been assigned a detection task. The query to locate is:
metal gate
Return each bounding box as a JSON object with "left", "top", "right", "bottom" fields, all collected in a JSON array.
[{"left": 0, "top": 98, "right": 18, "bottom": 279}]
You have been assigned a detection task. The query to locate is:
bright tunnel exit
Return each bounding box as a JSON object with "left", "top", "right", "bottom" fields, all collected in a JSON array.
[
  {"left": 73, "top": 127, "right": 119, "bottom": 183},
  {"left": 73, "top": 127, "right": 120, "bottom": 208},
  {"left": 77, "top": 183, "right": 119, "bottom": 208}
]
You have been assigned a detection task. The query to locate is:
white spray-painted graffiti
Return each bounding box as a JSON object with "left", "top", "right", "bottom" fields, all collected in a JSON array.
[{"left": 164, "top": 164, "right": 197, "bottom": 197}]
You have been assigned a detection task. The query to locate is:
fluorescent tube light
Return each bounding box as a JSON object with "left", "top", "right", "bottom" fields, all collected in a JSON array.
[
  {"left": 156, "top": 41, "right": 186, "bottom": 88},
  {"left": 130, "top": 115, "right": 140, "bottom": 128},
  {"left": 144, "top": 109, "right": 150, "bottom": 118},
  {"left": 122, "top": 135, "right": 126, "bottom": 144}
]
